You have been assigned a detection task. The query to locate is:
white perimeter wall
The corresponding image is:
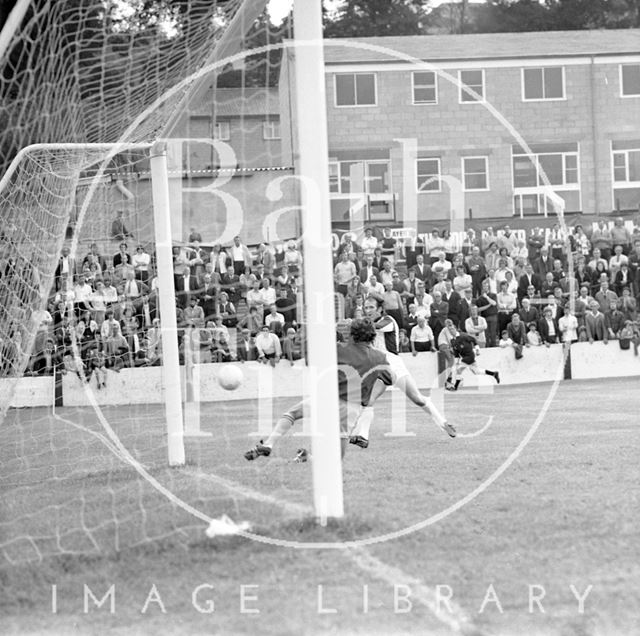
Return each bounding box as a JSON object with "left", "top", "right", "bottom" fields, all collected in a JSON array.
[{"left": 3, "top": 342, "right": 638, "bottom": 409}]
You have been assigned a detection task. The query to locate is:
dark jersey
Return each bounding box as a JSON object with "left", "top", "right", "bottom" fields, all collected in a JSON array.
[
  {"left": 451, "top": 332, "right": 477, "bottom": 364},
  {"left": 337, "top": 341, "right": 392, "bottom": 405}
]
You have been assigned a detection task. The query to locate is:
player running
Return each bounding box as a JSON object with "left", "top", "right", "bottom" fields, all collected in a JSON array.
[
  {"left": 351, "top": 297, "right": 456, "bottom": 446},
  {"left": 445, "top": 331, "right": 500, "bottom": 391},
  {"left": 244, "top": 318, "right": 392, "bottom": 462}
]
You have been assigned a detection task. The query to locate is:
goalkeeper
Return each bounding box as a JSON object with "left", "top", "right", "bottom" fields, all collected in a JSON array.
[
  {"left": 244, "top": 318, "right": 392, "bottom": 461},
  {"left": 445, "top": 332, "right": 500, "bottom": 391}
]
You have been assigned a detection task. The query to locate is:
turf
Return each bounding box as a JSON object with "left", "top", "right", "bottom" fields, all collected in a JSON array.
[{"left": 1, "top": 377, "right": 639, "bottom": 635}]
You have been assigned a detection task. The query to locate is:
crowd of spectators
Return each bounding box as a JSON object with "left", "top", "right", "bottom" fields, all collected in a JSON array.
[
  {"left": 334, "top": 217, "right": 640, "bottom": 359},
  {"left": 2, "top": 214, "right": 640, "bottom": 381}
]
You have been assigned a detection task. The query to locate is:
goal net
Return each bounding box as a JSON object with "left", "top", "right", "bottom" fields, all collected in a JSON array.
[{"left": 0, "top": 0, "right": 341, "bottom": 565}]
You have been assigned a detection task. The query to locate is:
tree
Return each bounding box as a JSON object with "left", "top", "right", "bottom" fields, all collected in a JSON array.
[{"left": 324, "top": 0, "right": 429, "bottom": 38}]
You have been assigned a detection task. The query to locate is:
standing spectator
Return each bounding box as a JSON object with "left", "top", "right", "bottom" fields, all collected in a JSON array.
[
  {"left": 482, "top": 227, "right": 499, "bottom": 255},
  {"left": 183, "top": 297, "right": 205, "bottom": 329},
  {"left": 610, "top": 217, "right": 632, "bottom": 255},
  {"left": 518, "top": 297, "right": 539, "bottom": 326},
  {"left": 209, "top": 244, "right": 229, "bottom": 277},
  {"left": 372, "top": 246, "right": 387, "bottom": 272},
  {"left": 131, "top": 245, "right": 151, "bottom": 283},
  {"left": 410, "top": 253, "right": 431, "bottom": 284},
  {"left": 334, "top": 251, "right": 357, "bottom": 296},
  {"left": 220, "top": 265, "right": 241, "bottom": 305},
  {"left": 533, "top": 246, "right": 554, "bottom": 279},
  {"left": 442, "top": 229, "right": 456, "bottom": 262},
  {"left": 425, "top": 228, "right": 445, "bottom": 264},
  {"left": 378, "top": 260, "right": 396, "bottom": 287},
  {"left": 572, "top": 225, "right": 591, "bottom": 258},
  {"left": 517, "top": 262, "right": 541, "bottom": 303},
  {"left": 497, "top": 225, "right": 517, "bottom": 255},
  {"left": 410, "top": 315, "right": 435, "bottom": 354},
  {"left": 475, "top": 279, "right": 498, "bottom": 347},
  {"left": 380, "top": 227, "right": 397, "bottom": 263},
  {"left": 590, "top": 220, "right": 613, "bottom": 261},
  {"left": 359, "top": 254, "right": 379, "bottom": 284},
  {"left": 111, "top": 210, "right": 133, "bottom": 241},
  {"left": 618, "top": 287, "right": 637, "bottom": 321},
  {"left": 216, "top": 291, "right": 237, "bottom": 328},
  {"left": 230, "top": 236, "right": 252, "bottom": 275},
  {"left": 428, "top": 290, "right": 449, "bottom": 342},
  {"left": 605, "top": 300, "right": 625, "bottom": 339},
  {"left": 458, "top": 288, "right": 474, "bottom": 330},
  {"left": 461, "top": 228, "right": 479, "bottom": 257},
  {"left": 236, "top": 328, "right": 257, "bottom": 362},
  {"left": 360, "top": 227, "right": 378, "bottom": 256},
  {"left": 547, "top": 223, "right": 566, "bottom": 265},
  {"left": 452, "top": 265, "right": 472, "bottom": 293},
  {"left": 483, "top": 242, "right": 501, "bottom": 272},
  {"left": 188, "top": 227, "right": 202, "bottom": 243},
  {"left": 264, "top": 304, "right": 285, "bottom": 337},
  {"left": 175, "top": 265, "right": 197, "bottom": 309},
  {"left": 559, "top": 308, "right": 579, "bottom": 344},
  {"left": 527, "top": 227, "right": 546, "bottom": 263},
  {"left": 255, "top": 243, "right": 275, "bottom": 277},
  {"left": 496, "top": 280, "right": 516, "bottom": 334},
  {"left": 584, "top": 301, "right": 608, "bottom": 344},
  {"left": 363, "top": 275, "right": 385, "bottom": 302},
  {"left": 382, "top": 282, "right": 404, "bottom": 329},
  {"left": 54, "top": 246, "right": 76, "bottom": 289},
  {"left": 527, "top": 322, "right": 543, "bottom": 346},
  {"left": 465, "top": 246, "right": 487, "bottom": 296},
  {"left": 506, "top": 313, "right": 527, "bottom": 359},
  {"left": 464, "top": 304, "right": 487, "bottom": 347},
  {"left": 437, "top": 319, "right": 459, "bottom": 372},
  {"left": 595, "top": 280, "right": 618, "bottom": 315},
  {"left": 283, "top": 240, "right": 303, "bottom": 275}
]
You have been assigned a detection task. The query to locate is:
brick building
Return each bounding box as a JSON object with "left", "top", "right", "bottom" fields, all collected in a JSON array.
[{"left": 280, "top": 29, "right": 640, "bottom": 232}]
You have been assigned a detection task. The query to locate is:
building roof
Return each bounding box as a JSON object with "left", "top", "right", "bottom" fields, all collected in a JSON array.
[
  {"left": 191, "top": 87, "right": 279, "bottom": 118},
  {"left": 322, "top": 29, "right": 640, "bottom": 64}
]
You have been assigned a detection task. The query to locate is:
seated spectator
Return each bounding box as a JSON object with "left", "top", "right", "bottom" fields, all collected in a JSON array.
[
  {"left": 236, "top": 327, "right": 257, "bottom": 362},
  {"left": 538, "top": 306, "right": 559, "bottom": 346},
  {"left": 498, "top": 330, "right": 513, "bottom": 349},
  {"left": 216, "top": 291, "right": 237, "bottom": 328},
  {"left": 413, "top": 282, "right": 434, "bottom": 319},
  {"left": 220, "top": 266, "right": 241, "bottom": 305},
  {"left": 551, "top": 259, "right": 566, "bottom": 283},
  {"left": 584, "top": 301, "right": 608, "bottom": 344},
  {"left": 264, "top": 304, "right": 285, "bottom": 336},
  {"left": 518, "top": 297, "right": 539, "bottom": 326},
  {"left": 183, "top": 297, "right": 205, "bottom": 329},
  {"left": 613, "top": 262, "right": 633, "bottom": 295},
  {"left": 527, "top": 322, "right": 542, "bottom": 346},
  {"left": 464, "top": 304, "right": 487, "bottom": 347},
  {"left": 255, "top": 324, "right": 281, "bottom": 366},
  {"left": 544, "top": 294, "right": 563, "bottom": 321},
  {"left": 404, "top": 303, "right": 420, "bottom": 334},
  {"left": 410, "top": 315, "right": 435, "bottom": 354},
  {"left": 558, "top": 308, "right": 578, "bottom": 344},
  {"left": 238, "top": 306, "right": 263, "bottom": 337},
  {"left": 211, "top": 331, "right": 233, "bottom": 363},
  {"left": 246, "top": 279, "right": 265, "bottom": 318},
  {"left": 259, "top": 277, "right": 277, "bottom": 308},
  {"left": 540, "top": 272, "right": 557, "bottom": 299},
  {"left": 595, "top": 280, "right": 618, "bottom": 314},
  {"left": 282, "top": 327, "right": 303, "bottom": 364}
]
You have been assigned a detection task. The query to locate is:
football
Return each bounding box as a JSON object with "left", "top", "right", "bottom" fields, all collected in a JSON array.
[{"left": 217, "top": 365, "right": 243, "bottom": 391}]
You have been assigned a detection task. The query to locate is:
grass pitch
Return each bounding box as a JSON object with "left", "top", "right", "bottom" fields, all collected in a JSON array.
[{"left": 1, "top": 377, "right": 639, "bottom": 635}]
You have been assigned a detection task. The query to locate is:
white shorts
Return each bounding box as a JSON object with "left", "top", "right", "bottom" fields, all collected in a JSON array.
[{"left": 386, "top": 352, "right": 410, "bottom": 383}]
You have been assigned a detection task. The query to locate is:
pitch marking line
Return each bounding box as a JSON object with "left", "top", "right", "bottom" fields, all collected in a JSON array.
[
  {"left": 458, "top": 416, "right": 494, "bottom": 439},
  {"left": 183, "top": 467, "right": 483, "bottom": 635}
]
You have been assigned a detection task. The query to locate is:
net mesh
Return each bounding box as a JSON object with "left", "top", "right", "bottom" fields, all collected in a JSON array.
[{"left": 0, "top": 0, "right": 310, "bottom": 564}]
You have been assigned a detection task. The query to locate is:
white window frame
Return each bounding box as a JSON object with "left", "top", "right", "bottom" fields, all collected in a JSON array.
[
  {"left": 213, "top": 121, "right": 230, "bottom": 141},
  {"left": 611, "top": 146, "right": 640, "bottom": 185},
  {"left": 333, "top": 73, "right": 377, "bottom": 108},
  {"left": 416, "top": 158, "right": 442, "bottom": 193},
  {"left": 458, "top": 69, "right": 485, "bottom": 104},
  {"left": 462, "top": 156, "right": 489, "bottom": 191},
  {"left": 328, "top": 159, "right": 391, "bottom": 195},
  {"left": 511, "top": 145, "right": 581, "bottom": 216},
  {"left": 412, "top": 70, "right": 438, "bottom": 105},
  {"left": 521, "top": 67, "right": 566, "bottom": 101},
  {"left": 620, "top": 63, "right": 640, "bottom": 98},
  {"left": 263, "top": 120, "right": 281, "bottom": 140}
]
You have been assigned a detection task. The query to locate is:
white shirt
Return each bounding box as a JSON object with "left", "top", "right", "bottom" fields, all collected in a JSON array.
[
  {"left": 259, "top": 286, "right": 277, "bottom": 306},
  {"left": 360, "top": 236, "right": 378, "bottom": 255},
  {"left": 558, "top": 314, "right": 578, "bottom": 342},
  {"left": 255, "top": 332, "right": 282, "bottom": 357}
]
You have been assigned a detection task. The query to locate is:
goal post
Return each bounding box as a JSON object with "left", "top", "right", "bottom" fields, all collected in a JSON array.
[{"left": 293, "top": 0, "right": 344, "bottom": 520}]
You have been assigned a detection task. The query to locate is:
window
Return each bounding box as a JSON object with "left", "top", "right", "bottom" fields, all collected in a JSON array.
[
  {"left": 263, "top": 121, "right": 281, "bottom": 140},
  {"left": 523, "top": 67, "right": 564, "bottom": 100},
  {"left": 459, "top": 69, "right": 484, "bottom": 103},
  {"left": 334, "top": 73, "right": 377, "bottom": 107},
  {"left": 511, "top": 143, "right": 581, "bottom": 215},
  {"left": 462, "top": 157, "right": 489, "bottom": 191},
  {"left": 612, "top": 142, "right": 640, "bottom": 210},
  {"left": 620, "top": 64, "right": 640, "bottom": 97},
  {"left": 613, "top": 149, "right": 640, "bottom": 182},
  {"left": 213, "top": 121, "right": 230, "bottom": 141},
  {"left": 412, "top": 71, "right": 437, "bottom": 104},
  {"left": 416, "top": 158, "right": 441, "bottom": 192},
  {"left": 328, "top": 160, "right": 390, "bottom": 194}
]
